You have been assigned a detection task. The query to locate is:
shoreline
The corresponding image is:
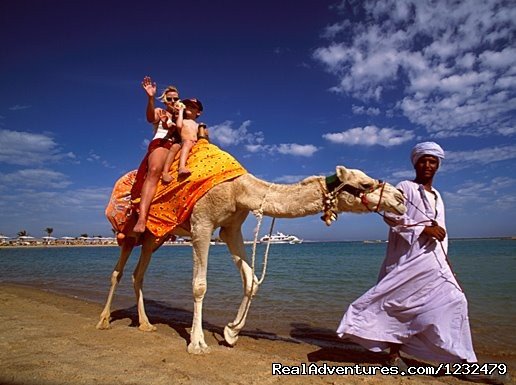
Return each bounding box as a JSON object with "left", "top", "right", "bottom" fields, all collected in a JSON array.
[
  {"left": 1, "top": 236, "right": 514, "bottom": 249},
  {"left": 1, "top": 283, "right": 514, "bottom": 385}
]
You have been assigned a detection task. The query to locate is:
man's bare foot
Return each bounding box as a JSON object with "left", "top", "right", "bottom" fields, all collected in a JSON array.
[
  {"left": 178, "top": 167, "right": 191, "bottom": 176},
  {"left": 133, "top": 221, "right": 146, "bottom": 233},
  {"left": 162, "top": 173, "right": 173, "bottom": 183}
]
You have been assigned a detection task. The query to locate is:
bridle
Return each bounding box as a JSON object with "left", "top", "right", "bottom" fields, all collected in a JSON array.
[{"left": 320, "top": 174, "right": 387, "bottom": 226}]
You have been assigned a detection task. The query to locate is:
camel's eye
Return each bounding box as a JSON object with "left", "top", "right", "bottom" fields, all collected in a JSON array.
[{"left": 360, "top": 182, "right": 373, "bottom": 190}]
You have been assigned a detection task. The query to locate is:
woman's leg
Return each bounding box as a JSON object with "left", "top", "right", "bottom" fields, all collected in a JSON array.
[{"left": 133, "top": 147, "right": 169, "bottom": 233}]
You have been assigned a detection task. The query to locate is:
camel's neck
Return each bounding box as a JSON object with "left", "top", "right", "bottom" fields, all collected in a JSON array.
[{"left": 236, "top": 174, "right": 325, "bottom": 218}]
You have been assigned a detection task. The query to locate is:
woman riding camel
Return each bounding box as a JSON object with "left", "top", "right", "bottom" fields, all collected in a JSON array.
[{"left": 131, "top": 76, "right": 182, "bottom": 234}]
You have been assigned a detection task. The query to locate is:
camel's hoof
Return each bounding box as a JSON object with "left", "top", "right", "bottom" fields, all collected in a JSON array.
[
  {"left": 224, "top": 325, "right": 239, "bottom": 346},
  {"left": 96, "top": 318, "right": 111, "bottom": 330},
  {"left": 187, "top": 341, "right": 211, "bottom": 355},
  {"left": 138, "top": 322, "right": 157, "bottom": 332}
]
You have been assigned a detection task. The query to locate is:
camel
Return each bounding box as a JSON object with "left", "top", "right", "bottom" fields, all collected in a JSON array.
[{"left": 96, "top": 166, "right": 406, "bottom": 354}]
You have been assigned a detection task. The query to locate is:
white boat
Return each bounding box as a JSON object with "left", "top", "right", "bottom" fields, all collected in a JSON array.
[{"left": 259, "top": 231, "right": 303, "bottom": 244}]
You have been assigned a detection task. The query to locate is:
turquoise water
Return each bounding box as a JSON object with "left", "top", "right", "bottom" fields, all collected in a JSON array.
[{"left": 0, "top": 239, "right": 514, "bottom": 356}]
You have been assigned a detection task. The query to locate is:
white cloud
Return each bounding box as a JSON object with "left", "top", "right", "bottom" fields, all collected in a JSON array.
[
  {"left": 273, "top": 174, "right": 310, "bottom": 183},
  {"left": 0, "top": 129, "right": 76, "bottom": 166},
  {"left": 9, "top": 105, "right": 31, "bottom": 111},
  {"left": 322, "top": 21, "right": 349, "bottom": 39},
  {"left": 391, "top": 170, "right": 414, "bottom": 180},
  {"left": 209, "top": 120, "right": 263, "bottom": 147},
  {"left": 244, "top": 143, "right": 319, "bottom": 157},
  {"left": 276, "top": 144, "right": 319, "bottom": 157},
  {"left": 352, "top": 104, "right": 380, "bottom": 116},
  {"left": 314, "top": 0, "right": 516, "bottom": 137},
  {"left": 444, "top": 177, "right": 516, "bottom": 211},
  {"left": 0, "top": 169, "right": 71, "bottom": 189},
  {"left": 323, "top": 125, "right": 414, "bottom": 147},
  {"left": 87, "top": 150, "right": 115, "bottom": 169},
  {"left": 0, "top": 186, "right": 113, "bottom": 236},
  {"left": 210, "top": 121, "right": 317, "bottom": 157},
  {"left": 446, "top": 145, "right": 516, "bottom": 167}
]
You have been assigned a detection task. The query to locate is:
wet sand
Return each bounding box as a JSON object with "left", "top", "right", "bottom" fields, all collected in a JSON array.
[{"left": 0, "top": 283, "right": 513, "bottom": 385}]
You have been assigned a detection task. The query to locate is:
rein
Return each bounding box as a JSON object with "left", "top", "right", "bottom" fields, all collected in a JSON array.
[
  {"left": 399, "top": 194, "right": 464, "bottom": 292},
  {"left": 321, "top": 174, "right": 386, "bottom": 226}
]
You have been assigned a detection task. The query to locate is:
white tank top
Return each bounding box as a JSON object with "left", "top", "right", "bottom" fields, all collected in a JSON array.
[{"left": 152, "top": 118, "right": 173, "bottom": 140}]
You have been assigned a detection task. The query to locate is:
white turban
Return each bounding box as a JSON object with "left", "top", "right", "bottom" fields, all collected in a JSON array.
[{"left": 410, "top": 142, "right": 445, "bottom": 166}]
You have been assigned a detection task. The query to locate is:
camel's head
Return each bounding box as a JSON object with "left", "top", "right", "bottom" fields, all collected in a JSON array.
[{"left": 326, "top": 166, "right": 406, "bottom": 217}]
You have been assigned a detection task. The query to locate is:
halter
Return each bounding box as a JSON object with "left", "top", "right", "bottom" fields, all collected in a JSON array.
[{"left": 321, "top": 174, "right": 387, "bottom": 225}]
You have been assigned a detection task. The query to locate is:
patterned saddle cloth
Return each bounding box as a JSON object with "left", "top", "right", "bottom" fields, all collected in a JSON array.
[{"left": 105, "top": 139, "right": 247, "bottom": 240}]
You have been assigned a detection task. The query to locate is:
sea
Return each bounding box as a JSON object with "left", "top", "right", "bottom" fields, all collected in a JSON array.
[{"left": 1, "top": 239, "right": 514, "bottom": 358}]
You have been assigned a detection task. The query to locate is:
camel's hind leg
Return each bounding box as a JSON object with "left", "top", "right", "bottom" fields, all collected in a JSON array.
[
  {"left": 132, "top": 234, "right": 158, "bottom": 332},
  {"left": 219, "top": 218, "right": 258, "bottom": 346},
  {"left": 96, "top": 236, "right": 136, "bottom": 329}
]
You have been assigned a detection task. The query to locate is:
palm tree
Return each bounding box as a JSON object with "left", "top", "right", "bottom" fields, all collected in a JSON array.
[
  {"left": 17, "top": 230, "right": 28, "bottom": 237},
  {"left": 44, "top": 227, "right": 54, "bottom": 237}
]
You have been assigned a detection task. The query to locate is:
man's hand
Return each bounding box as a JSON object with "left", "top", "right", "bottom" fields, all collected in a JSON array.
[
  {"left": 142, "top": 76, "right": 156, "bottom": 97},
  {"left": 423, "top": 224, "right": 446, "bottom": 241}
]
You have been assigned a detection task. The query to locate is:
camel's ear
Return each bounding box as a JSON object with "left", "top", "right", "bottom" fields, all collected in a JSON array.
[{"left": 335, "top": 166, "right": 349, "bottom": 182}]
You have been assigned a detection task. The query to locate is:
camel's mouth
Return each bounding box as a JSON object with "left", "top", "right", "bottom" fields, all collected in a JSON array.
[
  {"left": 393, "top": 202, "right": 407, "bottom": 215},
  {"left": 396, "top": 191, "right": 408, "bottom": 214}
]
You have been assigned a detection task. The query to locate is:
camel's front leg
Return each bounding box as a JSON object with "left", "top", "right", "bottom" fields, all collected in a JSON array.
[
  {"left": 132, "top": 236, "right": 156, "bottom": 332},
  {"left": 96, "top": 237, "right": 136, "bottom": 329},
  {"left": 220, "top": 226, "right": 259, "bottom": 346},
  {"left": 187, "top": 224, "right": 213, "bottom": 354}
]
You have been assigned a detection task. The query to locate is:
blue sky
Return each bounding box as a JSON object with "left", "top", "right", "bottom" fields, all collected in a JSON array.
[{"left": 1, "top": 0, "right": 515, "bottom": 241}]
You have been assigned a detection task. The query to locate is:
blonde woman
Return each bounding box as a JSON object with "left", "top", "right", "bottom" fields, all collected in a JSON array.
[{"left": 131, "top": 76, "right": 182, "bottom": 234}]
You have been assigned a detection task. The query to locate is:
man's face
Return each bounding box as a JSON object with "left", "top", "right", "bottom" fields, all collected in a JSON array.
[
  {"left": 414, "top": 155, "right": 439, "bottom": 180},
  {"left": 185, "top": 105, "right": 200, "bottom": 118}
]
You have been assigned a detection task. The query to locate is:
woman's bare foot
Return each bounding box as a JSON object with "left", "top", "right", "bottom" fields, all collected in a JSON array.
[
  {"left": 178, "top": 167, "right": 191, "bottom": 176},
  {"left": 162, "top": 172, "right": 173, "bottom": 183}
]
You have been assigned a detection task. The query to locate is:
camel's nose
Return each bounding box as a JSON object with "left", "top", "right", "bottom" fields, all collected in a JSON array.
[{"left": 396, "top": 189, "right": 406, "bottom": 203}]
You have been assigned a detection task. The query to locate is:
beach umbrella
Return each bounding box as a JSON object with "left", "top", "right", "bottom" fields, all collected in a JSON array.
[
  {"left": 18, "top": 235, "right": 35, "bottom": 239},
  {"left": 0, "top": 235, "right": 10, "bottom": 239},
  {"left": 42, "top": 236, "right": 57, "bottom": 240},
  {"left": 61, "top": 236, "right": 75, "bottom": 240}
]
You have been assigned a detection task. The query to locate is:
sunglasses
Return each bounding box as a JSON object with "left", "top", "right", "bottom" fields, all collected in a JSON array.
[{"left": 166, "top": 96, "right": 180, "bottom": 102}]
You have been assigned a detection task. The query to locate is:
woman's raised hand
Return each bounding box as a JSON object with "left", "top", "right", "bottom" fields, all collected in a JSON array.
[{"left": 142, "top": 76, "right": 157, "bottom": 97}]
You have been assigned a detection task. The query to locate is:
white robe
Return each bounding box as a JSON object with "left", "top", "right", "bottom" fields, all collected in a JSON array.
[{"left": 337, "top": 180, "right": 477, "bottom": 363}]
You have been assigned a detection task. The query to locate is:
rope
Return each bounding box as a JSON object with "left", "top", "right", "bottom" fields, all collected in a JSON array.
[
  {"left": 231, "top": 183, "right": 275, "bottom": 329},
  {"left": 401, "top": 196, "right": 464, "bottom": 292}
]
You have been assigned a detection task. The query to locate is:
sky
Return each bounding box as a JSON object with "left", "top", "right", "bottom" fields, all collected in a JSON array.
[{"left": 0, "top": 0, "right": 515, "bottom": 241}]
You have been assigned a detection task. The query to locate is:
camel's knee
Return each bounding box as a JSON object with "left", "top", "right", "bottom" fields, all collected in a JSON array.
[
  {"left": 219, "top": 228, "right": 230, "bottom": 243},
  {"left": 244, "top": 280, "right": 259, "bottom": 297},
  {"left": 193, "top": 281, "right": 207, "bottom": 300},
  {"left": 132, "top": 274, "right": 144, "bottom": 287},
  {"left": 111, "top": 270, "right": 123, "bottom": 285}
]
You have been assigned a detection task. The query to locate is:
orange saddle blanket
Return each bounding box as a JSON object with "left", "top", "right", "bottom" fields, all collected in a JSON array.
[{"left": 105, "top": 139, "right": 247, "bottom": 239}]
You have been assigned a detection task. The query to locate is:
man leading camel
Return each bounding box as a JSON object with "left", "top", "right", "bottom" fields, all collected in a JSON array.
[{"left": 337, "top": 142, "right": 508, "bottom": 384}]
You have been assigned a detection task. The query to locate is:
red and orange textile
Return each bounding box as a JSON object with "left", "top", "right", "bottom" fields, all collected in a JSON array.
[{"left": 105, "top": 139, "right": 247, "bottom": 239}]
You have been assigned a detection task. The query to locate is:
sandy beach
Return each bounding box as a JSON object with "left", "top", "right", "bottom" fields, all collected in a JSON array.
[{"left": 0, "top": 284, "right": 513, "bottom": 385}]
